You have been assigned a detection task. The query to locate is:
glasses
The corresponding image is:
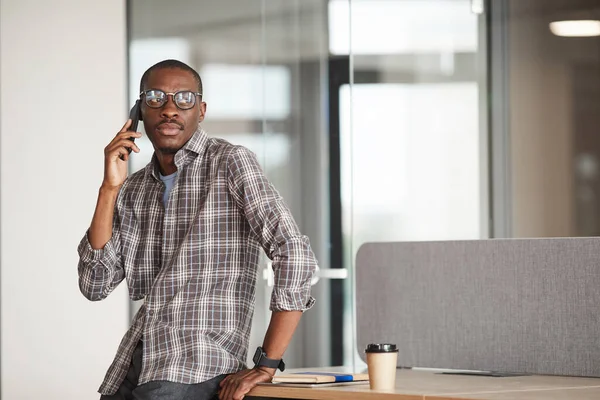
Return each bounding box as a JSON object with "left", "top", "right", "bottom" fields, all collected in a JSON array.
[{"left": 140, "top": 89, "right": 203, "bottom": 110}]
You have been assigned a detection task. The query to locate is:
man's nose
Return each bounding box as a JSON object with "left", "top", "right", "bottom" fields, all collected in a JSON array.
[{"left": 160, "top": 95, "right": 179, "bottom": 119}]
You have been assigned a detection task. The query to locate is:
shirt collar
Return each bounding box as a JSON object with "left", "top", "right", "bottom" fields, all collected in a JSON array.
[{"left": 145, "top": 127, "right": 209, "bottom": 181}]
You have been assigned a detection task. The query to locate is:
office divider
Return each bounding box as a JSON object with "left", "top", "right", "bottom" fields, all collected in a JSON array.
[{"left": 356, "top": 238, "right": 600, "bottom": 376}]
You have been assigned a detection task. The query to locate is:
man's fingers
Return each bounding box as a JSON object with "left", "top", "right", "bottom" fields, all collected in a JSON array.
[
  {"left": 106, "top": 139, "right": 140, "bottom": 157},
  {"left": 233, "top": 374, "right": 261, "bottom": 400},
  {"left": 120, "top": 119, "right": 132, "bottom": 133},
  {"left": 234, "top": 381, "right": 246, "bottom": 400},
  {"left": 116, "top": 138, "right": 139, "bottom": 151},
  {"left": 116, "top": 146, "right": 130, "bottom": 162},
  {"left": 221, "top": 379, "right": 235, "bottom": 400},
  {"left": 219, "top": 379, "right": 229, "bottom": 399},
  {"left": 117, "top": 131, "right": 142, "bottom": 140},
  {"left": 235, "top": 382, "right": 252, "bottom": 400},
  {"left": 219, "top": 369, "right": 268, "bottom": 400},
  {"left": 124, "top": 140, "right": 141, "bottom": 154},
  {"left": 219, "top": 375, "right": 230, "bottom": 387},
  {"left": 107, "top": 132, "right": 141, "bottom": 153}
]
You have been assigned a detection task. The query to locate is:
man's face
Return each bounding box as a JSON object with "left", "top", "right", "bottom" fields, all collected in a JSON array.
[{"left": 141, "top": 68, "right": 206, "bottom": 155}]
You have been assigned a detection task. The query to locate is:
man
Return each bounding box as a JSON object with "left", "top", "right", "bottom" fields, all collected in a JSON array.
[{"left": 77, "top": 59, "right": 317, "bottom": 400}]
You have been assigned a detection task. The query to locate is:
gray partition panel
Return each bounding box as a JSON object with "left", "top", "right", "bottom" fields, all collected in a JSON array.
[{"left": 356, "top": 238, "right": 600, "bottom": 376}]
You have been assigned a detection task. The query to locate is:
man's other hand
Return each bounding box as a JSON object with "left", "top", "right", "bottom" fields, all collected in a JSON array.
[{"left": 218, "top": 367, "right": 274, "bottom": 400}]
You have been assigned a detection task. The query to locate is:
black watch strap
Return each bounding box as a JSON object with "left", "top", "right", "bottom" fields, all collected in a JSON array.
[{"left": 253, "top": 346, "right": 285, "bottom": 372}]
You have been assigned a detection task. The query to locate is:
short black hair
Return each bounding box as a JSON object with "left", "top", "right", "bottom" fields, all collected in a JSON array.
[{"left": 139, "top": 59, "right": 203, "bottom": 95}]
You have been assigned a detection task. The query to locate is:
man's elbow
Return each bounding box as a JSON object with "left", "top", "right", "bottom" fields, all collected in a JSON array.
[{"left": 78, "top": 281, "right": 108, "bottom": 302}]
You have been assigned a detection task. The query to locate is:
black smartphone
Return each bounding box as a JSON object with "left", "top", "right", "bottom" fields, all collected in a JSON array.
[
  {"left": 120, "top": 100, "right": 142, "bottom": 160},
  {"left": 127, "top": 100, "right": 142, "bottom": 153}
]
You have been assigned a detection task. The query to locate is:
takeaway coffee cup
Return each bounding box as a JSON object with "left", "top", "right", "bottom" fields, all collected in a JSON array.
[{"left": 365, "top": 343, "right": 398, "bottom": 391}]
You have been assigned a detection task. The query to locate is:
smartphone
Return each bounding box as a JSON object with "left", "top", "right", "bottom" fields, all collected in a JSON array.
[
  {"left": 120, "top": 100, "right": 142, "bottom": 160},
  {"left": 127, "top": 100, "right": 142, "bottom": 153}
]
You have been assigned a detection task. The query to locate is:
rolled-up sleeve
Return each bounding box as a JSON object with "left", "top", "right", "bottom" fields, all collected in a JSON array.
[
  {"left": 77, "top": 201, "right": 125, "bottom": 302},
  {"left": 227, "top": 146, "right": 317, "bottom": 312}
]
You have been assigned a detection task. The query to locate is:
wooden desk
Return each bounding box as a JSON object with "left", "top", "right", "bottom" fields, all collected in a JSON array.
[{"left": 246, "top": 369, "right": 600, "bottom": 399}]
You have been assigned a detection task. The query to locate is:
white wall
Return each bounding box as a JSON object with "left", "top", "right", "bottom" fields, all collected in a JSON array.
[{"left": 1, "top": 1, "right": 130, "bottom": 398}]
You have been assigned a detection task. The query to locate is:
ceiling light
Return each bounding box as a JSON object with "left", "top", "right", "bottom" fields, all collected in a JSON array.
[{"left": 549, "top": 20, "right": 600, "bottom": 37}]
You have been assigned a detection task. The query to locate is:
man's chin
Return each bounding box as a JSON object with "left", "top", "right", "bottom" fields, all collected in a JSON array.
[
  {"left": 157, "top": 147, "right": 180, "bottom": 155},
  {"left": 153, "top": 137, "right": 184, "bottom": 154},
  {"left": 148, "top": 131, "right": 193, "bottom": 155}
]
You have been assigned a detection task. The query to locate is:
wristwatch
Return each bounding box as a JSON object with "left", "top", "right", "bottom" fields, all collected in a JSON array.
[{"left": 253, "top": 346, "right": 285, "bottom": 372}]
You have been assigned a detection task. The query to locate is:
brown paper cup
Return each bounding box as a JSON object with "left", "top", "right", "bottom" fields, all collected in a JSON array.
[{"left": 365, "top": 343, "right": 398, "bottom": 391}]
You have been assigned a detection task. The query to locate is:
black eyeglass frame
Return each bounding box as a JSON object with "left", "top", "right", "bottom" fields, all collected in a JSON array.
[{"left": 139, "top": 89, "right": 203, "bottom": 110}]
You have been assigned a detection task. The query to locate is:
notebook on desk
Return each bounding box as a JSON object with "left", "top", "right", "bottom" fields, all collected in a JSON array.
[
  {"left": 268, "top": 372, "right": 370, "bottom": 386},
  {"left": 258, "top": 380, "right": 369, "bottom": 388}
]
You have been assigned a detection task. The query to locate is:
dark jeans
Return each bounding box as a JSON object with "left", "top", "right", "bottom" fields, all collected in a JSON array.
[{"left": 100, "top": 341, "right": 227, "bottom": 400}]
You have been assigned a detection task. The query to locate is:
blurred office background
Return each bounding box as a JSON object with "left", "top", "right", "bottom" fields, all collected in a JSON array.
[{"left": 2, "top": 0, "right": 600, "bottom": 398}]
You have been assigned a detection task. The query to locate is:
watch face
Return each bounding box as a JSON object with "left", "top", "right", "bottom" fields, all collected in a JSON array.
[{"left": 253, "top": 347, "right": 263, "bottom": 364}]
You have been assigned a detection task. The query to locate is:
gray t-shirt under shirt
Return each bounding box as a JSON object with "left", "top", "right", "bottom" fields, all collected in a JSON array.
[{"left": 159, "top": 171, "right": 178, "bottom": 207}]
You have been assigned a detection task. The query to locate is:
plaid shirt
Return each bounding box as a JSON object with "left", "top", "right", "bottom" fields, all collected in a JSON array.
[{"left": 77, "top": 128, "right": 317, "bottom": 395}]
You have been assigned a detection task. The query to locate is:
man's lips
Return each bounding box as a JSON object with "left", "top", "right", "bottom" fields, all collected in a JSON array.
[{"left": 156, "top": 122, "right": 184, "bottom": 136}]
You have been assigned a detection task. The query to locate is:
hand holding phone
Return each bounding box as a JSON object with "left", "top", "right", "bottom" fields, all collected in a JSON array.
[{"left": 102, "top": 118, "right": 142, "bottom": 189}]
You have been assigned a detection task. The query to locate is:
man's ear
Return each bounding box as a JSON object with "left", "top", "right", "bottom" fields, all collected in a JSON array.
[{"left": 199, "top": 102, "right": 207, "bottom": 122}]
